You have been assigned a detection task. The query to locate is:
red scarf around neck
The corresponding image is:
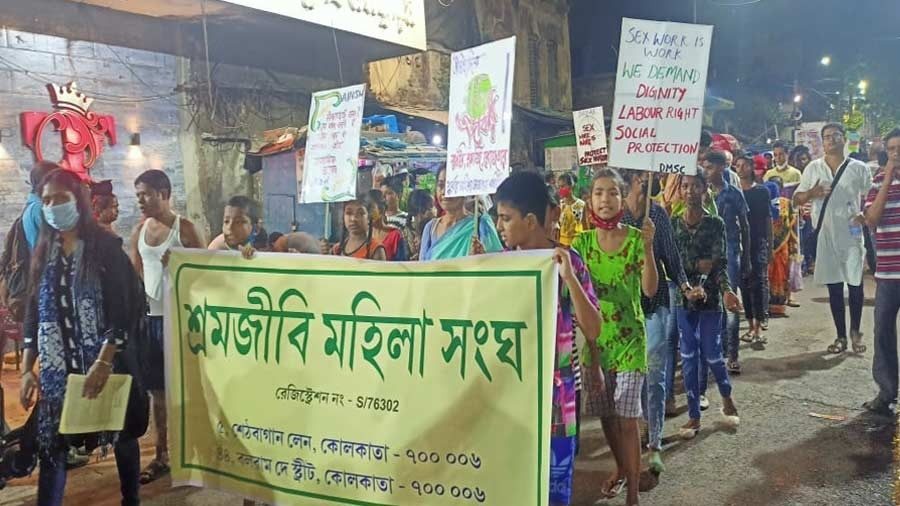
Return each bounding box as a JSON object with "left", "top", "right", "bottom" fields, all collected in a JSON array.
[{"left": 589, "top": 208, "right": 624, "bottom": 230}]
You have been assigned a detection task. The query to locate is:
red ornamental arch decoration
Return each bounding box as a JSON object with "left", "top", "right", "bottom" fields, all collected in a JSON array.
[{"left": 20, "top": 82, "right": 116, "bottom": 183}]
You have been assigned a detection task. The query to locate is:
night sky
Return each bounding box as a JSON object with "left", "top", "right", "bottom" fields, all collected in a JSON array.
[{"left": 570, "top": 0, "right": 900, "bottom": 106}]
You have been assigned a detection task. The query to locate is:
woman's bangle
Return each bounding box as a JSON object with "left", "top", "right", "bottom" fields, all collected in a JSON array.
[{"left": 94, "top": 359, "right": 113, "bottom": 369}]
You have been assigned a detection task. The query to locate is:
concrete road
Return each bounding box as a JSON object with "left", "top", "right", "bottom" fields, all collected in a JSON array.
[
  {"left": 573, "top": 277, "right": 894, "bottom": 506},
  {"left": 1, "top": 278, "right": 894, "bottom": 505}
]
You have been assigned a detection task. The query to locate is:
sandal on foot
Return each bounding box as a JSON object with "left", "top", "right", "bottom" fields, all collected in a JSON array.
[
  {"left": 727, "top": 359, "right": 741, "bottom": 374},
  {"left": 827, "top": 338, "right": 847, "bottom": 354},
  {"left": 752, "top": 334, "right": 768, "bottom": 345},
  {"left": 720, "top": 407, "right": 740, "bottom": 428},
  {"left": 679, "top": 421, "right": 701, "bottom": 440},
  {"left": 648, "top": 451, "right": 665, "bottom": 474},
  {"left": 740, "top": 331, "right": 754, "bottom": 343},
  {"left": 600, "top": 476, "right": 626, "bottom": 498},
  {"left": 140, "top": 460, "right": 171, "bottom": 485},
  {"left": 850, "top": 331, "right": 867, "bottom": 353},
  {"left": 862, "top": 398, "right": 894, "bottom": 417}
]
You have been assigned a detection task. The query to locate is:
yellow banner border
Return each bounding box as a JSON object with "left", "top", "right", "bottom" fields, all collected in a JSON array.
[{"left": 171, "top": 260, "right": 551, "bottom": 506}]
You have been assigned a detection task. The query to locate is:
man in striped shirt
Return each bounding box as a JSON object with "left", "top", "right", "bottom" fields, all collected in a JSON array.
[{"left": 863, "top": 128, "right": 900, "bottom": 416}]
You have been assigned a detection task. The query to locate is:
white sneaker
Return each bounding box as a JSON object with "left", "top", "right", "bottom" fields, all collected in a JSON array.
[{"left": 699, "top": 395, "right": 710, "bottom": 410}]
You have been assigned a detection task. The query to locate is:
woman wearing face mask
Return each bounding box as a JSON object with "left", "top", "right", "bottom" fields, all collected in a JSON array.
[{"left": 20, "top": 168, "right": 147, "bottom": 506}]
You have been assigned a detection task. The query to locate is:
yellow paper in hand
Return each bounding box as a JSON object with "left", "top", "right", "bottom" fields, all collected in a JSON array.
[{"left": 59, "top": 374, "right": 132, "bottom": 434}]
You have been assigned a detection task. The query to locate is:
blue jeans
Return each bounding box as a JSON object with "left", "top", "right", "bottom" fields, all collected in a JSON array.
[
  {"left": 724, "top": 251, "right": 741, "bottom": 361},
  {"left": 665, "top": 281, "right": 680, "bottom": 402},
  {"left": 641, "top": 305, "right": 670, "bottom": 450},
  {"left": 38, "top": 438, "right": 141, "bottom": 505},
  {"left": 677, "top": 309, "right": 733, "bottom": 421},
  {"left": 873, "top": 280, "right": 900, "bottom": 405},
  {"left": 700, "top": 253, "right": 740, "bottom": 394}
]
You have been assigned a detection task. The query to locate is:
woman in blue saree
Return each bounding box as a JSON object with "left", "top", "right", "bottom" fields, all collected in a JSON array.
[{"left": 419, "top": 166, "right": 503, "bottom": 260}]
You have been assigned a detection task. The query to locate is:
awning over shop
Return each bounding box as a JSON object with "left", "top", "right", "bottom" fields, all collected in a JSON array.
[
  {"left": 244, "top": 126, "right": 445, "bottom": 175},
  {"left": 377, "top": 105, "right": 449, "bottom": 125},
  {"left": 514, "top": 104, "right": 573, "bottom": 128}
]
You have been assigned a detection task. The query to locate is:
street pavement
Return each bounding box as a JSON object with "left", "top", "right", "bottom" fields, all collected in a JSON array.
[
  {"left": 0, "top": 277, "right": 894, "bottom": 505},
  {"left": 573, "top": 276, "right": 894, "bottom": 506}
]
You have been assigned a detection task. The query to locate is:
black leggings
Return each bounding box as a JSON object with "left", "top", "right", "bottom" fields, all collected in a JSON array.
[
  {"left": 826, "top": 282, "right": 864, "bottom": 339},
  {"left": 742, "top": 258, "right": 769, "bottom": 322}
]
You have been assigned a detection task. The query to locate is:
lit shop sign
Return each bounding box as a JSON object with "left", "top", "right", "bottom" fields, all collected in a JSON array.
[{"left": 221, "top": 0, "right": 426, "bottom": 50}]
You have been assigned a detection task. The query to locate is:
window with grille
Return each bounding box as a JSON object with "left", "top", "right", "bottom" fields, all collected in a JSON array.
[
  {"left": 529, "top": 35, "right": 541, "bottom": 107},
  {"left": 547, "top": 40, "right": 559, "bottom": 109}
]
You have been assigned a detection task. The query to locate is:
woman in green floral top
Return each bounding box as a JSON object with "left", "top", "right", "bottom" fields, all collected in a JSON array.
[{"left": 571, "top": 168, "right": 657, "bottom": 505}]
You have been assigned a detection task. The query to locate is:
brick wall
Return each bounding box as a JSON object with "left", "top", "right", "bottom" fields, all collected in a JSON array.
[{"left": 0, "top": 27, "right": 184, "bottom": 239}]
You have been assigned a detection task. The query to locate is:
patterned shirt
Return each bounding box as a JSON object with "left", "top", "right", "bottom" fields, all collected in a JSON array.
[
  {"left": 559, "top": 198, "right": 586, "bottom": 247},
  {"left": 24, "top": 247, "right": 125, "bottom": 364},
  {"left": 865, "top": 170, "right": 900, "bottom": 280},
  {"left": 712, "top": 179, "right": 749, "bottom": 257},
  {"left": 572, "top": 227, "right": 647, "bottom": 373},
  {"left": 672, "top": 212, "right": 732, "bottom": 311},
  {"left": 386, "top": 212, "right": 408, "bottom": 230},
  {"left": 623, "top": 202, "right": 687, "bottom": 315},
  {"left": 554, "top": 249, "right": 598, "bottom": 437}
]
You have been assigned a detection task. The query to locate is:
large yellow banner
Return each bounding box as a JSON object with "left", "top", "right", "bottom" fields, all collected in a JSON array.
[{"left": 165, "top": 249, "right": 557, "bottom": 505}]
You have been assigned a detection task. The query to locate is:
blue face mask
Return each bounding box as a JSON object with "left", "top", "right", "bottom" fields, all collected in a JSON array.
[{"left": 43, "top": 200, "right": 80, "bottom": 232}]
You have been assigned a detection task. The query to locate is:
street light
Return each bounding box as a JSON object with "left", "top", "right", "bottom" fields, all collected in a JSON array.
[
  {"left": 793, "top": 94, "right": 803, "bottom": 103},
  {"left": 858, "top": 80, "right": 869, "bottom": 91},
  {"left": 820, "top": 56, "right": 831, "bottom": 66}
]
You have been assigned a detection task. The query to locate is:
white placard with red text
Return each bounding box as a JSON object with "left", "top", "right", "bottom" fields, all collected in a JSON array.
[
  {"left": 609, "top": 18, "right": 713, "bottom": 175},
  {"left": 573, "top": 107, "right": 608, "bottom": 166},
  {"left": 445, "top": 37, "right": 516, "bottom": 197}
]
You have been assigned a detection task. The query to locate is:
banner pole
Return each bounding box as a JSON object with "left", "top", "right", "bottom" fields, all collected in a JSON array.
[
  {"left": 645, "top": 172, "right": 654, "bottom": 221},
  {"left": 473, "top": 196, "right": 480, "bottom": 240}
]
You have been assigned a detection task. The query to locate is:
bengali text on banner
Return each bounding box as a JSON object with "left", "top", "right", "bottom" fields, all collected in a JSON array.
[{"left": 164, "top": 249, "right": 557, "bottom": 506}]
